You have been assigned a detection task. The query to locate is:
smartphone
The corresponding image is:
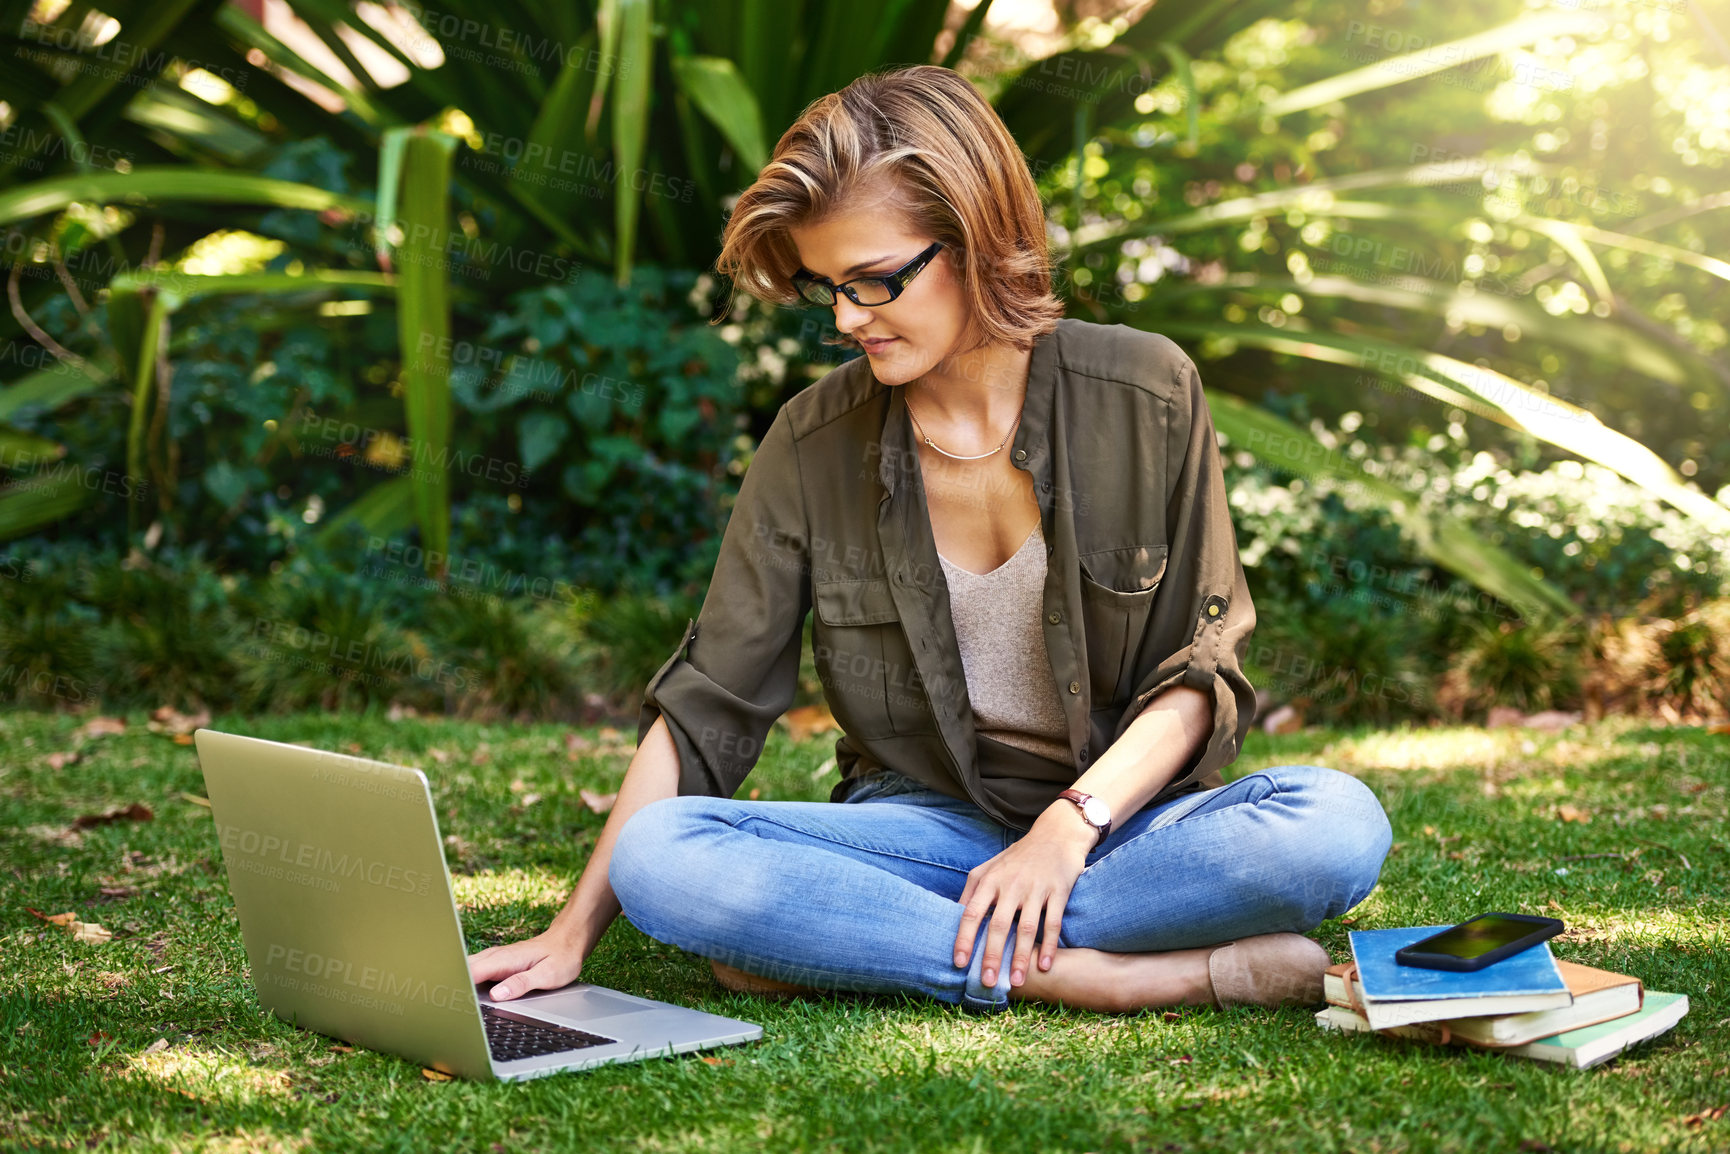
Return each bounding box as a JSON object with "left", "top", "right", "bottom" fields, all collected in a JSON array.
[{"left": 1393, "top": 912, "right": 1565, "bottom": 972}]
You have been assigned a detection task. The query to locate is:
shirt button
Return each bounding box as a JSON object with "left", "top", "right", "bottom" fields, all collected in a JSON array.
[
  {"left": 1013, "top": 449, "right": 1027, "bottom": 461},
  {"left": 1068, "top": 680, "right": 1081, "bottom": 694},
  {"left": 1047, "top": 612, "right": 1061, "bottom": 624},
  {"left": 1078, "top": 748, "right": 1089, "bottom": 764}
]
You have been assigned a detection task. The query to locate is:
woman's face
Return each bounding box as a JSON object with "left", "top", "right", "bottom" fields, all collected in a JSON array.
[{"left": 788, "top": 203, "right": 968, "bottom": 388}]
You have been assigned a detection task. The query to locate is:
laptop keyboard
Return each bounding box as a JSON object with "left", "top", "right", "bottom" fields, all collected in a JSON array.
[{"left": 482, "top": 1004, "right": 617, "bottom": 1063}]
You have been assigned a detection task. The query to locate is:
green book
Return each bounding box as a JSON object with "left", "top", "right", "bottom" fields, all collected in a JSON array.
[
  {"left": 1316, "top": 991, "right": 1689, "bottom": 1070},
  {"left": 1504, "top": 991, "right": 1689, "bottom": 1069}
]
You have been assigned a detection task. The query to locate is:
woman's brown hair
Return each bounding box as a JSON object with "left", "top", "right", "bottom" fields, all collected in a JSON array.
[{"left": 713, "top": 64, "right": 1064, "bottom": 354}]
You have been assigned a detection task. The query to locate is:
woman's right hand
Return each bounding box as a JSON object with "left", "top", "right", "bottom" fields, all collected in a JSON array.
[{"left": 467, "top": 924, "right": 589, "bottom": 1001}]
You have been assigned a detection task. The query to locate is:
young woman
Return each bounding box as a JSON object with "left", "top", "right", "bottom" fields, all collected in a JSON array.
[{"left": 469, "top": 65, "right": 1392, "bottom": 1015}]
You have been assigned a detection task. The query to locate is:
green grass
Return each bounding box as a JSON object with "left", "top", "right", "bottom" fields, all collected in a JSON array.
[{"left": 1, "top": 710, "right": 1725, "bottom": 1153}]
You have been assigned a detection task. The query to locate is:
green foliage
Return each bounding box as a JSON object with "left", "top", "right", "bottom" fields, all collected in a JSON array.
[
  {"left": 85, "top": 553, "right": 243, "bottom": 712},
  {"left": 575, "top": 586, "right": 704, "bottom": 707},
  {"left": 0, "top": 0, "right": 1724, "bottom": 728},
  {"left": 1440, "top": 618, "right": 1583, "bottom": 718},
  {"left": 0, "top": 552, "right": 100, "bottom": 710},
  {"left": 423, "top": 594, "right": 584, "bottom": 721},
  {"left": 1649, "top": 601, "right": 1730, "bottom": 721}
]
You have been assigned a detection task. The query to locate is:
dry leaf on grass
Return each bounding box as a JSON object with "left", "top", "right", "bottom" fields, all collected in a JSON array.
[
  {"left": 700, "top": 1056, "right": 733, "bottom": 1066},
  {"left": 779, "top": 704, "right": 839, "bottom": 743},
  {"left": 142, "top": 1038, "right": 170, "bottom": 1055},
  {"left": 329, "top": 1044, "right": 354, "bottom": 1053},
  {"left": 564, "top": 732, "right": 595, "bottom": 758},
  {"left": 421, "top": 1067, "right": 454, "bottom": 1082},
  {"left": 1557, "top": 804, "right": 1591, "bottom": 823},
  {"left": 27, "top": 907, "right": 113, "bottom": 944},
  {"left": 27, "top": 824, "right": 83, "bottom": 847},
  {"left": 146, "top": 706, "right": 210, "bottom": 737},
  {"left": 72, "top": 802, "right": 154, "bottom": 829},
  {"left": 179, "top": 792, "right": 212, "bottom": 808},
  {"left": 579, "top": 788, "right": 617, "bottom": 814},
  {"left": 75, "top": 717, "right": 128, "bottom": 740},
  {"left": 1683, "top": 1104, "right": 1728, "bottom": 1127}
]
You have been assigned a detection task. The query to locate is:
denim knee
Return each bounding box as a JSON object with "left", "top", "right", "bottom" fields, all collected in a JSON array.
[
  {"left": 607, "top": 794, "right": 697, "bottom": 917},
  {"left": 959, "top": 921, "right": 1016, "bottom": 1014},
  {"left": 1257, "top": 765, "right": 1393, "bottom": 924}
]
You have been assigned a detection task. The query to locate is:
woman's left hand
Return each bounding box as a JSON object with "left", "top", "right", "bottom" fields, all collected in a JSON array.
[{"left": 953, "top": 802, "right": 1095, "bottom": 988}]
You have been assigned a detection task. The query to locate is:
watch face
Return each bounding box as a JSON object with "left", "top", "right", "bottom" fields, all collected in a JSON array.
[{"left": 1081, "top": 797, "right": 1110, "bottom": 826}]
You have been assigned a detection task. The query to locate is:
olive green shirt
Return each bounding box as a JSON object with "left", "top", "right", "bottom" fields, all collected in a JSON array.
[{"left": 636, "top": 317, "right": 1257, "bottom": 832}]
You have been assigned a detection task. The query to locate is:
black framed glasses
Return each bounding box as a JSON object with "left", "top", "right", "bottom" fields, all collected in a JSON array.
[{"left": 791, "top": 241, "right": 944, "bottom": 307}]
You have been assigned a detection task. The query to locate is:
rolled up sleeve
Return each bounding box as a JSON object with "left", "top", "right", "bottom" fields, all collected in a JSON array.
[
  {"left": 636, "top": 406, "right": 811, "bottom": 799},
  {"left": 1112, "top": 352, "right": 1257, "bottom": 798}
]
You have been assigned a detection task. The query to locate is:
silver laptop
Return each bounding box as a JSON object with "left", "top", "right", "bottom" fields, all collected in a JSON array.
[{"left": 194, "top": 729, "right": 762, "bottom": 1082}]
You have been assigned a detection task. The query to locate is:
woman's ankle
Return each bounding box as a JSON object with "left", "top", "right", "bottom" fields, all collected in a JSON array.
[{"left": 1007, "top": 945, "right": 1216, "bottom": 1013}]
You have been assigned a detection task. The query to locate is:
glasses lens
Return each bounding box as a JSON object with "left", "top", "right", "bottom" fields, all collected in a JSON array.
[
  {"left": 850, "top": 279, "right": 894, "bottom": 306},
  {"left": 797, "top": 280, "right": 834, "bottom": 306}
]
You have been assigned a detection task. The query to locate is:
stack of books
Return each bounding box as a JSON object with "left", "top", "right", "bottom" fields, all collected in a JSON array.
[{"left": 1314, "top": 925, "right": 1689, "bottom": 1069}]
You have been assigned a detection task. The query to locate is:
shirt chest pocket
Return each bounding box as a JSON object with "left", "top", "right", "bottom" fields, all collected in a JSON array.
[
  {"left": 811, "top": 577, "right": 936, "bottom": 740},
  {"left": 1077, "top": 544, "right": 1169, "bottom": 706}
]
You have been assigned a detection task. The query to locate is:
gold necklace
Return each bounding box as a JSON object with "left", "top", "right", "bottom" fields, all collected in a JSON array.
[{"left": 905, "top": 394, "right": 1022, "bottom": 461}]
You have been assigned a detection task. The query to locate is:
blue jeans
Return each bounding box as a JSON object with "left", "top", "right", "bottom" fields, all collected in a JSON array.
[{"left": 608, "top": 764, "right": 1392, "bottom": 1013}]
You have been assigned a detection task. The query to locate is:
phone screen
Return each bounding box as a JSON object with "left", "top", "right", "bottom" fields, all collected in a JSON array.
[{"left": 1418, "top": 915, "right": 1540, "bottom": 959}]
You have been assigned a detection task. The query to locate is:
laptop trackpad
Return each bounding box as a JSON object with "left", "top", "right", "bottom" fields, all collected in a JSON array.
[{"left": 516, "top": 987, "right": 651, "bottom": 1023}]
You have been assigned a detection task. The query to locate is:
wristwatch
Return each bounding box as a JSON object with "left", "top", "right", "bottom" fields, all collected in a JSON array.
[{"left": 1057, "top": 788, "right": 1112, "bottom": 849}]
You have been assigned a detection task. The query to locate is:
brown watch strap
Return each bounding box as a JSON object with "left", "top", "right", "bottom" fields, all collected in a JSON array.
[{"left": 1058, "top": 788, "right": 1109, "bottom": 847}]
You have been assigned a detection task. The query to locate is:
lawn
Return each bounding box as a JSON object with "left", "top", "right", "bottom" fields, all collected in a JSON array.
[{"left": 1, "top": 710, "right": 1725, "bottom": 1153}]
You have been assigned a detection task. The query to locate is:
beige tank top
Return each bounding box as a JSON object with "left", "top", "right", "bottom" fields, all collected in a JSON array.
[{"left": 937, "top": 519, "right": 1074, "bottom": 766}]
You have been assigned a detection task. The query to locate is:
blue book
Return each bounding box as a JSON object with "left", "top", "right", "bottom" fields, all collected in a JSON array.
[{"left": 1347, "top": 925, "right": 1572, "bottom": 1029}]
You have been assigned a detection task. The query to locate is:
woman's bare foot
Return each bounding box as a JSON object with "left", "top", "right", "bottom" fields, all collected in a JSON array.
[{"left": 1006, "top": 945, "right": 1216, "bottom": 1013}]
